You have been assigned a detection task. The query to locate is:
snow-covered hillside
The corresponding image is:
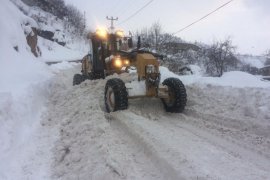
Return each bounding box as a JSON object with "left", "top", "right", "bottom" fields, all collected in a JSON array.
[
  {"left": 0, "top": 0, "right": 87, "bottom": 179},
  {"left": 11, "top": 0, "right": 88, "bottom": 61},
  {"left": 236, "top": 54, "right": 266, "bottom": 69}
]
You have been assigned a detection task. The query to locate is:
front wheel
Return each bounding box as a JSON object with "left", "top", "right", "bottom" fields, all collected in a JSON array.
[
  {"left": 105, "top": 78, "right": 128, "bottom": 112},
  {"left": 161, "top": 77, "right": 187, "bottom": 113}
]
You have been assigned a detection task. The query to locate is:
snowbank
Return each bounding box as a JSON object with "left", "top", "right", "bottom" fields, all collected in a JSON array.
[
  {"left": 0, "top": 1, "right": 52, "bottom": 179},
  {"left": 38, "top": 37, "right": 86, "bottom": 62},
  {"left": 189, "top": 65, "right": 202, "bottom": 75},
  {"left": 49, "top": 61, "right": 79, "bottom": 72},
  {"left": 160, "top": 66, "right": 270, "bottom": 88}
]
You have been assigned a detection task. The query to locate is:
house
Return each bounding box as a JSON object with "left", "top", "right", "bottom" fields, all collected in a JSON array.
[{"left": 260, "top": 65, "right": 270, "bottom": 76}]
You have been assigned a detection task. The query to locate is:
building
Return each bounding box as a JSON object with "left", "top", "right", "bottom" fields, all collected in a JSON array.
[{"left": 260, "top": 65, "right": 270, "bottom": 76}]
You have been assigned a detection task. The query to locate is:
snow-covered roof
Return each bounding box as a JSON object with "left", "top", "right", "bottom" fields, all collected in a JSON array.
[{"left": 260, "top": 65, "right": 270, "bottom": 69}]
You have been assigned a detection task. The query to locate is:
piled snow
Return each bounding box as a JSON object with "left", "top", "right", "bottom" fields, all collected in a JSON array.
[
  {"left": 0, "top": 0, "right": 53, "bottom": 179},
  {"left": 0, "top": 0, "right": 87, "bottom": 179},
  {"left": 217, "top": 71, "right": 268, "bottom": 87},
  {"left": 43, "top": 66, "right": 270, "bottom": 179},
  {"left": 38, "top": 37, "right": 86, "bottom": 62},
  {"left": 49, "top": 61, "right": 79, "bottom": 72},
  {"left": 189, "top": 65, "right": 202, "bottom": 75},
  {"left": 160, "top": 66, "right": 270, "bottom": 88}
]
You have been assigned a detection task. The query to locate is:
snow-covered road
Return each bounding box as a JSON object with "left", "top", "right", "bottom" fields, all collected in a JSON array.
[{"left": 43, "top": 65, "right": 270, "bottom": 180}]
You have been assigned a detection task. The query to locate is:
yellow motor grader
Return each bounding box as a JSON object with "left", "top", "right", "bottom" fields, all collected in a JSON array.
[
  {"left": 73, "top": 28, "right": 133, "bottom": 85},
  {"left": 102, "top": 35, "right": 187, "bottom": 113},
  {"left": 73, "top": 28, "right": 187, "bottom": 113}
]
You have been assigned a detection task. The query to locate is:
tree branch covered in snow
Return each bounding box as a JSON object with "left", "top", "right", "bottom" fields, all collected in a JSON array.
[
  {"left": 21, "top": 0, "right": 85, "bottom": 36},
  {"left": 205, "top": 38, "right": 237, "bottom": 77},
  {"left": 135, "top": 23, "right": 240, "bottom": 76}
]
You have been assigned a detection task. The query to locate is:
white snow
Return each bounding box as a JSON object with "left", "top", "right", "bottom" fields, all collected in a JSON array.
[
  {"left": 1, "top": 0, "right": 270, "bottom": 179},
  {"left": 42, "top": 65, "right": 270, "bottom": 180},
  {"left": 0, "top": 1, "right": 86, "bottom": 179},
  {"left": 189, "top": 64, "right": 202, "bottom": 75},
  {"left": 160, "top": 66, "right": 270, "bottom": 88},
  {"left": 11, "top": 0, "right": 89, "bottom": 62},
  {"left": 237, "top": 54, "right": 266, "bottom": 68},
  {"left": 38, "top": 37, "right": 86, "bottom": 62},
  {"left": 0, "top": 1, "right": 53, "bottom": 179}
]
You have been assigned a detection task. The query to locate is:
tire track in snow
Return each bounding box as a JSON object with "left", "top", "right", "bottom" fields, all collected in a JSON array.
[
  {"left": 48, "top": 68, "right": 169, "bottom": 179},
  {"left": 127, "top": 98, "right": 270, "bottom": 173},
  {"left": 106, "top": 112, "right": 184, "bottom": 180},
  {"left": 126, "top": 89, "right": 270, "bottom": 160},
  {"left": 164, "top": 113, "right": 270, "bottom": 170},
  {"left": 182, "top": 109, "right": 270, "bottom": 159},
  {"left": 48, "top": 66, "right": 270, "bottom": 179},
  {"left": 114, "top": 110, "right": 270, "bottom": 179}
]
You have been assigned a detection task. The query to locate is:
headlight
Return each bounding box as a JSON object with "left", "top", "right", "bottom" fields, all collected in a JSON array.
[
  {"left": 116, "top": 30, "right": 124, "bottom": 37},
  {"left": 146, "top": 65, "right": 155, "bottom": 74},
  {"left": 114, "top": 58, "right": 122, "bottom": 67},
  {"left": 123, "top": 59, "right": 130, "bottom": 66},
  {"left": 96, "top": 28, "right": 107, "bottom": 39}
]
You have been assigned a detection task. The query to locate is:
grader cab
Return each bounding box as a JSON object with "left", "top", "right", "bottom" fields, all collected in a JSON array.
[{"left": 73, "top": 28, "right": 133, "bottom": 85}]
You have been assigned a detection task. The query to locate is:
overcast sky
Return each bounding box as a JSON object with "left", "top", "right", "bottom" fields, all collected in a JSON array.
[{"left": 64, "top": 0, "right": 270, "bottom": 55}]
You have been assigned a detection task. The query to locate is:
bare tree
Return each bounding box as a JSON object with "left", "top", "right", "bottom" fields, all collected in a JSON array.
[
  {"left": 205, "top": 38, "right": 237, "bottom": 76},
  {"left": 65, "top": 4, "right": 85, "bottom": 36},
  {"left": 150, "top": 21, "right": 162, "bottom": 51}
]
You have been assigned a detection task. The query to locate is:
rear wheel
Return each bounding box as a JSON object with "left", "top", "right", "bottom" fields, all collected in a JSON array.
[
  {"left": 161, "top": 77, "right": 187, "bottom": 113},
  {"left": 73, "top": 74, "right": 83, "bottom": 86},
  {"left": 105, "top": 78, "right": 128, "bottom": 112}
]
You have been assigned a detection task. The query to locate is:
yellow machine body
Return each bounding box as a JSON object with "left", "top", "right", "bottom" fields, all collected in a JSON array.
[{"left": 136, "top": 53, "right": 159, "bottom": 79}]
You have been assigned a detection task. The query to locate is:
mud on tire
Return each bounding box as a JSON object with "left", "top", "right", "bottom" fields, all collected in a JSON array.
[
  {"left": 105, "top": 78, "right": 128, "bottom": 112},
  {"left": 73, "top": 74, "right": 83, "bottom": 86},
  {"left": 161, "top": 77, "right": 187, "bottom": 113}
]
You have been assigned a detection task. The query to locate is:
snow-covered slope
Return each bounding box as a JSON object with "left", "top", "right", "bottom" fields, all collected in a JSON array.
[
  {"left": 11, "top": 0, "right": 88, "bottom": 62},
  {"left": 38, "top": 37, "right": 86, "bottom": 62},
  {"left": 0, "top": 0, "right": 87, "bottom": 179},
  {"left": 0, "top": 0, "right": 53, "bottom": 179}
]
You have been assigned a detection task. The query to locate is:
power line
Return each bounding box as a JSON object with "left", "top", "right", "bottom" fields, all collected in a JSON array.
[
  {"left": 117, "top": 1, "right": 135, "bottom": 18},
  {"left": 109, "top": 0, "right": 123, "bottom": 16},
  {"left": 117, "top": 0, "right": 154, "bottom": 25},
  {"left": 173, "top": 0, "right": 234, "bottom": 35}
]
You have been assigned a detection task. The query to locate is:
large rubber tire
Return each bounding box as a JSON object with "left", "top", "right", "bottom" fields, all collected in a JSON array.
[
  {"left": 161, "top": 77, "right": 187, "bottom": 113},
  {"left": 105, "top": 78, "right": 128, "bottom": 112},
  {"left": 73, "top": 74, "right": 83, "bottom": 86}
]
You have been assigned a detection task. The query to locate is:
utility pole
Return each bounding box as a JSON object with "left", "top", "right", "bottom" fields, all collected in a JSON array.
[
  {"left": 106, "top": 16, "right": 118, "bottom": 32},
  {"left": 83, "top": 11, "right": 86, "bottom": 29}
]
